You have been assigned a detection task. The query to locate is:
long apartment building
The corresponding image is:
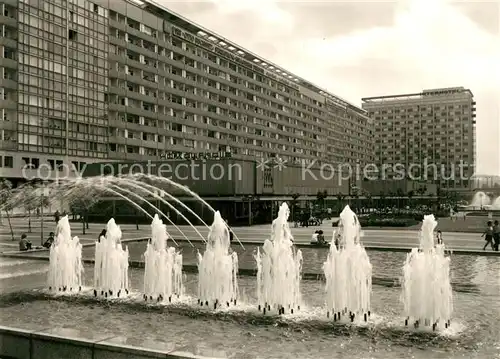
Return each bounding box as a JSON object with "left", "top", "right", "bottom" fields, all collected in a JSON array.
[
  {"left": 362, "top": 87, "right": 476, "bottom": 190},
  {"left": 0, "top": 0, "right": 374, "bottom": 184}
]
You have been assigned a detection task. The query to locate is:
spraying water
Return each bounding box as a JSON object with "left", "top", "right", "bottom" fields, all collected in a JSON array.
[
  {"left": 47, "top": 216, "right": 84, "bottom": 292},
  {"left": 323, "top": 205, "right": 372, "bottom": 322},
  {"left": 470, "top": 191, "right": 491, "bottom": 208},
  {"left": 197, "top": 211, "right": 239, "bottom": 309},
  {"left": 143, "top": 214, "right": 183, "bottom": 303},
  {"left": 93, "top": 219, "right": 129, "bottom": 298},
  {"left": 401, "top": 214, "right": 453, "bottom": 330},
  {"left": 255, "top": 202, "right": 303, "bottom": 315},
  {"left": 491, "top": 196, "right": 500, "bottom": 210}
]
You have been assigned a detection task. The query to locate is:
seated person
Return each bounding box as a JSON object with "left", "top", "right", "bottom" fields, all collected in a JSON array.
[
  {"left": 317, "top": 230, "right": 326, "bottom": 245},
  {"left": 334, "top": 232, "right": 341, "bottom": 249},
  {"left": 19, "top": 234, "right": 32, "bottom": 251},
  {"left": 43, "top": 232, "right": 55, "bottom": 249},
  {"left": 310, "top": 230, "right": 319, "bottom": 244},
  {"left": 97, "top": 229, "right": 107, "bottom": 243}
]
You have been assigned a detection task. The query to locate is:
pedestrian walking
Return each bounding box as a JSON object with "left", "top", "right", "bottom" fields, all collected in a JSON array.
[
  {"left": 493, "top": 220, "right": 499, "bottom": 251},
  {"left": 481, "top": 221, "right": 494, "bottom": 251},
  {"left": 436, "top": 230, "right": 443, "bottom": 245}
]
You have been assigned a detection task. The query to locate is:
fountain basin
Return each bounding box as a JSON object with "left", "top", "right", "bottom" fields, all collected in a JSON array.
[
  {"left": 0, "top": 271, "right": 498, "bottom": 359},
  {"left": 3, "top": 245, "right": 498, "bottom": 294}
]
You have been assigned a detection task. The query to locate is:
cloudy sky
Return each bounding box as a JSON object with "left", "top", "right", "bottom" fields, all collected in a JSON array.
[{"left": 159, "top": 0, "right": 500, "bottom": 175}]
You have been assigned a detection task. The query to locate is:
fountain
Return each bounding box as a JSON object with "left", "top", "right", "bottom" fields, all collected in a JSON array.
[
  {"left": 470, "top": 191, "right": 491, "bottom": 209},
  {"left": 491, "top": 196, "right": 500, "bottom": 210},
  {"left": 143, "top": 214, "right": 183, "bottom": 303},
  {"left": 47, "top": 216, "right": 83, "bottom": 292},
  {"left": 197, "top": 211, "right": 239, "bottom": 309},
  {"left": 323, "top": 205, "right": 372, "bottom": 322},
  {"left": 93, "top": 218, "right": 129, "bottom": 298},
  {"left": 255, "top": 202, "right": 303, "bottom": 315},
  {"left": 401, "top": 214, "right": 453, "bottom": 330}
]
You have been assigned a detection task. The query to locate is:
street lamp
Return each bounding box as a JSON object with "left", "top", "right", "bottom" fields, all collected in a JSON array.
[
  {"left": 243, "top": 195, "right": 254, "bottom": 226},
  {"left": 40, "top": 185, "right": 50, "bottom": 245}
]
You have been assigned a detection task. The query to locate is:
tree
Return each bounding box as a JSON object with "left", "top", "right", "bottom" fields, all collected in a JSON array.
[
  {"left": 316, "top": 190, "right": 327, "bottom": 208},
  {"left": 0, "top": 179, "right": 14, "bottom": 241},
  {"left": 21, "top": 183, "right": 51, "bottom": 242},
  {"left": 445, "top": 191, "right": 460, "bottom": 210},
  {"left": 407, "top": 190, "right": 415, "bottom": 207},
  {"left": 313, "top": 190, "right": 328, "bottom": 220},
  {"left": 21, "top": 184, "right": 36, "bottom": 233},
  {"left": 362, "top": 189, "right": 372, "bottom": 213},
  {"left": 12, "top": 183, "right": 51, "bottom": 234},
  {"left": 415, "top": 186, "right": 425, "bottom": 196},
  {"left": 336, "top": 192, "right": 346, "bottom": 213},
  {"left": 378, "top": 191, "right": 386, "bottom": 210},
  {"left": 66, "top": 186, "right": 101, "bottom": 234}
]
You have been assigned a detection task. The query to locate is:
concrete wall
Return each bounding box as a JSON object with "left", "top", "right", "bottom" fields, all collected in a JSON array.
[
  {"left": 84, "top": 159, "right": 249, "bottom": 196},
  {"left": 0, "top": 325, "right": 208, "bottom": 359},
  {"left": 254, "top": 162, "right": 349, "bottom": 196}
]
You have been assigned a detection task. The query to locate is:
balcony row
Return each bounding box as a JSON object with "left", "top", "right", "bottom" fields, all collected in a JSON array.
[
  {"left": 107, "top": 101, "right": 329, "bottom": 146},
  {"left": 107, "top": 68, "right": 351, "bottom": 140}
]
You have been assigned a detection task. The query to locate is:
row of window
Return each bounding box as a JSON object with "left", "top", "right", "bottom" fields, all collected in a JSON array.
[
  {"left": 108, "top": 22, "right": 371, "bottom": 133},
  {"left": 0, "top": 156, "right": 14, "bottom": 168},
  {"left": 15, "top": 144, "right": 108, "bottom": 158},
  {"left": 19, "top": 55, "right": 107, "bottom": 86},
  {"left": 378, "top": 147, "right": 471, "bottom": 154},
  {"left": 109, "top": 70, "right": 370, "bottom": 151},
  {"left": 17, "top": 104, "right": 107, "bottom": 126},
  {"left": 19, "top": 67, "right": 108, "bottom": 96},
  {"left": 367, "top": 103, "right": 472, "bottom": 113},
  {"left": 18, "top": 115, "right": 104, "bottom": 132},
  {"left": 377, "top": 137, "right": 471, "bottom": 143},
  {"left": 112, "top": 34, "right": 342, "bottom": 125},
  {"left": 19, "top": 0, "right": 108, "bottom": 26},
  {"left": 16, "top": 133, "right": 107, "bottom": 152},
  {"left": 1, "top": 154, "right": 88, "bottom": 172}
]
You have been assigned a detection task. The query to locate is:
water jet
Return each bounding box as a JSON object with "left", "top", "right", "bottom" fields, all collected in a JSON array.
[
  {"left": 144, "top": 214, "right": 183, "bottom": 303},
  {"left": 255, "top": 203, "right": 302, "bottom": 315},
  {"left": 323, "top": 206, "right": 372, "bottom": 323},
  {"left": 197, "top": 211, "right": 239, "bottom": 308},
  {"left": 401, "top": 215, "right": 453, "bottom": 331}
]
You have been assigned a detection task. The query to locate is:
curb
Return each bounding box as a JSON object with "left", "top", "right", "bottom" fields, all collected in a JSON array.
[{"left": 2, "top": 237, "right": 499, "bottom": 256}]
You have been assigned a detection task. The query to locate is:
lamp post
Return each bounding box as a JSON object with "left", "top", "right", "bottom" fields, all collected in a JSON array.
[
  {"left": 40, "top": 185, "right": 50, "bottom": 245},
  {"left": 243, "top": 195, "right": 253, "bottom": 226},
  {"left": 40, "top": 190, "right": 44, "bottom": 245}
]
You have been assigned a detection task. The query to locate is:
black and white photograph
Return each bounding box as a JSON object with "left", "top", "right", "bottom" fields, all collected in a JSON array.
[{"left": 0, "top": 0, "right": 499, "bottom": 358}]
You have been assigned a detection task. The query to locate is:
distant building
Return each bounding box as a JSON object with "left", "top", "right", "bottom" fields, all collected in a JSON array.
[
  {"left": 362, "top": 87, "right": 476, "bottom": 190},
  {"left": 0, "top": 0, "right": 373, "bottom": 186}
]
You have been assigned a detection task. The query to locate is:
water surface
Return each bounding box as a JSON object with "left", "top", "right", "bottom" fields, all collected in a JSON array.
[{"left": 0, "top": 248, "right": 499, "bottom": 359}]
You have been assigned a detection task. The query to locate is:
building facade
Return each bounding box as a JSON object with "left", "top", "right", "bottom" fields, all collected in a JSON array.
[
  {"left": 82, "top": 158, "right": 350, "bottom": 225},
  {"left": 362, "top": 87, "right": 476, "bottom": 190},
  {"left": 0, "top": 0, "right": 374, "bottom": 187}
]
